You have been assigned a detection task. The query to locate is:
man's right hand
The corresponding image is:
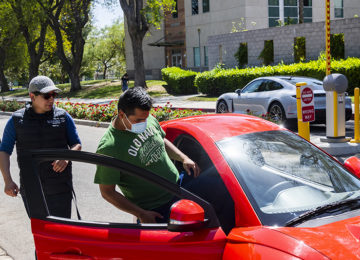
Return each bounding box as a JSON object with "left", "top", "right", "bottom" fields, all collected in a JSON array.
[
  {"left": 4, "top": 180, "right": 19, "bottom": 197},
  {"left": 138, "top": 210, "right": 163, "bottom": 223}
]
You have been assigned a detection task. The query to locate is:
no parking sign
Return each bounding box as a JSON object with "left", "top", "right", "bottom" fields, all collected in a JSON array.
[{"left": 301, "top": 86, "right": 315, "bottom": 122}]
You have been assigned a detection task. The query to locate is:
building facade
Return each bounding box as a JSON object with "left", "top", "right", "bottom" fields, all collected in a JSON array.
[{"left": 124, "top": 0, "right": 360, "bottom": 79}]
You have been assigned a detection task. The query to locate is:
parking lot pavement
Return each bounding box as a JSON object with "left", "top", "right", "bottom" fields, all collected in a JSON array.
[{"left": 0, "top": 248, "right": 12, "bottom": 260}]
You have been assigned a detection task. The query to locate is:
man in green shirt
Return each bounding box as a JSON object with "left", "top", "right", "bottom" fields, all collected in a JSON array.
[{"left": 95, "top": 87, "right": 200, "bottom": 223}]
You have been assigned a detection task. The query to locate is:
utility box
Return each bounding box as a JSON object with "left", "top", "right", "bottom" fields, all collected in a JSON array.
[{"left": 322, "top": 73, "right": 349, "bottom": 142}]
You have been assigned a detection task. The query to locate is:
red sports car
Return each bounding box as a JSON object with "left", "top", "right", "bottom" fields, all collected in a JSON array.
[{"left": 23, "top": 114, "right": 360, "bottom": 259}]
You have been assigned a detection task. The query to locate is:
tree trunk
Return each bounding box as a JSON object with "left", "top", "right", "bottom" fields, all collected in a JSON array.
[
  {"left": 103, "top": 66, "right": 107, "bottom": 80},
  {"left": 129, "top": 29, "right": 146, "bottom": 87},
  {"left": 69, "top": 71, "right": 81, "bottom": 92},
  {"left": 299, "top": 0, "right": 304, "bottom": 24},
  {"left": 119, "top": 0, "right": 148, "bottom": 88},
  {"left": 11, "top": 1, "right": 48, "bottom": 85},
  {"left": 0, "top": 47, "right": 9, "bottom": 92}
]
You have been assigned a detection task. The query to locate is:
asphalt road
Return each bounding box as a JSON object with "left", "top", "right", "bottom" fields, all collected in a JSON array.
[
  {"left": 0, "top": 113, "right": 358, "bottom": 259},
  {"left": 0, "top": 115, "right": 132, "bottom": 260}
]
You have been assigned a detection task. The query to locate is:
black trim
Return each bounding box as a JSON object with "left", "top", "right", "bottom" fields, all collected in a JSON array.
[{"left": 24, "top": 149, "right": 220, "bottom": 229}]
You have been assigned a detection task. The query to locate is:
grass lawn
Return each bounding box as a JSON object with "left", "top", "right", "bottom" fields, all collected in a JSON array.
[
  {"left": 187, "top": 95, "right": 218, "bottom": 102},
  {"left": 0, "top": 79, "right": 168, "bottom": 99}
]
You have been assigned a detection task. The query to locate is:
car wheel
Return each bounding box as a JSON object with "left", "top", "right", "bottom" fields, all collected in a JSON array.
[
  {"left": 217, "top": 100, "right": 229, "bottom": 113},
  {"left": 269, "top": 102, "right": 286, "bottom": 123}
]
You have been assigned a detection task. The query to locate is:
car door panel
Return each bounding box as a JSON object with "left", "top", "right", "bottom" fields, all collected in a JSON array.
[
  {"left": 32, "top": 218, "right": 226, "bottom": 260},
  {"left": 22, "top": 150, "right": 226, "bottom": 260},
  {"left": 233, "top": 80, "right": 264, "bottom": 114}
]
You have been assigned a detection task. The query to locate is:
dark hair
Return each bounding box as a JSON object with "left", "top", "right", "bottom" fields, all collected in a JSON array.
[{"left": 117, "top": 87, "right": 153, "bottom": 115}]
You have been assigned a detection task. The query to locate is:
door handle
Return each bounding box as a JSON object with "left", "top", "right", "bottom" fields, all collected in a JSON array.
[{"left": 50, "top": 253, "right": 94, "bottom": 260}]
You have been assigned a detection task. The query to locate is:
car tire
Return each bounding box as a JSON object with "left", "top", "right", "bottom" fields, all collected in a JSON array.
[
  {"left": 217, "top": 100, "right": 229, "bottom": 113},
  {"left": 268, "top": 102, "right": 286, "bottom": 124}
]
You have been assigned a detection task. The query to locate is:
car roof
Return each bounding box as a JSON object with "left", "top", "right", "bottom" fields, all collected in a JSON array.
[
  {"left": 161, "top": 114, "right": 283, "bottom": 142},
  {"left": 255, "top": 76, "right": 323, "bottom": 84}
]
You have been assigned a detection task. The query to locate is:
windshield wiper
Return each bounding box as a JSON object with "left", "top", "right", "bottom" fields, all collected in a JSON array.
[{"left": 285, "top": 196, "right": 360, "bottom": 227}]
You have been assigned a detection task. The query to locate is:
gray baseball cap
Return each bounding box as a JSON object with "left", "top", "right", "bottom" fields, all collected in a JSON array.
[{"left": 28, "top": 75, "right": 61, "bottom": 93}]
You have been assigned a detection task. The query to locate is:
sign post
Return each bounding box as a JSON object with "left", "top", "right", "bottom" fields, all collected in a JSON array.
[
  {"left": 301, "top": 86, "right": 315, "bottom": 123},
  {"left": 296, "top": 82, "right": 315, "bottom": 141}
]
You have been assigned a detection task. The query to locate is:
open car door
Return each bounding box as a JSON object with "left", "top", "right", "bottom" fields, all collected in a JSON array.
[{"left": 22, "top": 150, "right": 226, "bottom": 260}]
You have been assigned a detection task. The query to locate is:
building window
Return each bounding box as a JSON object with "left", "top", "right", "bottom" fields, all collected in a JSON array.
[
  {"left": 334, "top": 0, "right": 343, "bottom": 18},
  {"left": 204, "top": 46, "right": 208, "bottom": 67},
  {"left": 269, "top": 0, "right": 312, "bottom": 27},
  {"left": 172, "top": 49, "right": 182, "bottom": 67},
  {"left": 268, "top": 0, "right": 280, "bottom": 27},
  {"left": 203, "top": 0, "right": 210, "bottom": 13},
  {"left": 284, "top": 0, "right": 298, "bottom": 24},
  {"left": 192, "top": 0, "right": 199, "bottom": 15},
  {"left": 193, "top": 47, "right": 200, "bottom": 67},
  {"left": 172, "top": 0, "right": 178, "bottom": 18}
]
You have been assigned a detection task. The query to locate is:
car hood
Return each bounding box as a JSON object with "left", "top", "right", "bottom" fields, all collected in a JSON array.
[{"left": 227, "top": 216, "right": 360, "bottom": 259}]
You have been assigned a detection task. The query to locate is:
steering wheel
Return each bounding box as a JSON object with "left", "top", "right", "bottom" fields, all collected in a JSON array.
[{"left": 264, "top": 181, "right": 293, "bottom": 198}]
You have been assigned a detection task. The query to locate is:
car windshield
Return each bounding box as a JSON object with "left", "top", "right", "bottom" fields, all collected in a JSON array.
[
  {"left": 280, "top": 77, "right": 324, "bottom": 90},
  {"left": 216, "top": 130, "right": 360, "bottom": 226}
]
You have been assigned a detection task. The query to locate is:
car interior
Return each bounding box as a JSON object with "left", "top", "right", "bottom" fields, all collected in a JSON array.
[{"left": 173, "top": 134, "right": 235, "bottom": 234}]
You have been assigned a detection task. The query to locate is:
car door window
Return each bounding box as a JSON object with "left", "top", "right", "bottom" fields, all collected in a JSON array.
[
  {"left": 242, "top": 80, "right": 264, "bottom": 93},
  {"left": 174, "top": 134, "right": 235, "bottom": 234},
  {"left": 267, "top": 80, "right": 283, "bottom": 91}
]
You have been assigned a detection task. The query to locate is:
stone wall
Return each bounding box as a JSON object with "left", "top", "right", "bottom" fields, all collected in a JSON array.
[{"left": 208, "top": 17, "right": 360, "bottom": 69}]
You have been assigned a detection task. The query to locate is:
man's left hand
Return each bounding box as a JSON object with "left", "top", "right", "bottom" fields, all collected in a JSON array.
[
  {"left": 52, "top": 160, "right": 69, "bottom": 173},
  {"left": 183, "top": 157, "right": 201, "bottom": 178}
]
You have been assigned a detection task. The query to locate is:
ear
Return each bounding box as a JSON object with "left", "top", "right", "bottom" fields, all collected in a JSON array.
[
  {"left": 29, "top": 93, "right": 35, "bottom": 101},
  {"left": 118, "top": 109, "right": 125, "bottom": 118}
]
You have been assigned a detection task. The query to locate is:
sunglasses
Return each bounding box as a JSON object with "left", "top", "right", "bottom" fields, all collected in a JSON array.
[{"left": 34, "top": 92, "right": 57, "bottom": 100}]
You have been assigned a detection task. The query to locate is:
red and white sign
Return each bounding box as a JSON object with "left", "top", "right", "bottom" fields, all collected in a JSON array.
[{"left": 300, "top": 85, "right": 315, "bottom": 122}]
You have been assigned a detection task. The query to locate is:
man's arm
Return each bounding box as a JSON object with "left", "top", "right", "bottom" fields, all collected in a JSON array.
[
  {"left": 52, "top": 143, "right": 82, "bottom": 172},
  {"left": 164, "top": 138, "right": 201, "bottom": 177},
  {"left": 52, "top": 112, "right": 82, "bottom": 172},
  {"left": 99, "top": 184, "right": 162, "bottom": 223},
  {"left": 0, "top": 151, "right": 19, "bottom": 197}
]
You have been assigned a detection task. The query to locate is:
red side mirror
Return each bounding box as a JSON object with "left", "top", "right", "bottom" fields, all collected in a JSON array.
[
  {"left": 344, "top": 156, "right": 360, "bottom": 178},
  {"left": 168, "top": 199, "right": 208, "bottom": 232}
]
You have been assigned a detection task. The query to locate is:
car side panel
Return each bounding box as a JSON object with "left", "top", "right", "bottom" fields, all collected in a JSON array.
[
  {"left": 32, "top": 219, "right": 227, "bottom": 260},
  {"left": 223, "top": 243, "right": 302, "bottom": 260}
]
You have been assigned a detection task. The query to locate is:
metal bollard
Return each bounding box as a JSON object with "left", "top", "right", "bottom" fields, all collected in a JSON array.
[{"left": 351, "top": 88, "right": 360, "bottom": 143}]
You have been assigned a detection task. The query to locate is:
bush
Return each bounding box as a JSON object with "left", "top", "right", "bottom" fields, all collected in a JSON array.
[
  {"left": 331, "top": 33, "right": 345, "bottom": 60},
  {"left": 195, "top": 57, "right": 360, "bottom": 96},
  {"left": 294, "top": 37, "right": 306, "bottom": 63},
  {"left": 234, "top": 42, "right": 248, "bottom": 68},
  {"left": 56, "top": 100, "right": 205, "bottom": 122},
  {"left": 161, "top": 67, "right": 198, "bottom": 94},
  {"left": 258, "top": 40, "right": 274, "bottom": 65},
  {"left": 0, "top": 100, "right": 24, "bottom": 112}
]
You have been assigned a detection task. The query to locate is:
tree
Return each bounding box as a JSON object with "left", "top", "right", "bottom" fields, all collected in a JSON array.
[
  {"left": 0, "top": 1, "right": 22, "bottom": 92},
  {"left": 87, "top": 20, "right": 126, "bottom": 79},
  {"left": 36, "top": 0, "right": 92, "bottom": 91},
  {"left": 299, "top": 0, "right": 304, "bottom": 24},
  {"left": 9, "top": 0, "right": 49, "bottom": 84},
  {"left": 117, "top": 0, "right": 175, "bottom": 87}
]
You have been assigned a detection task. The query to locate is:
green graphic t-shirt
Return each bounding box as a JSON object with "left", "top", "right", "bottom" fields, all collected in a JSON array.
[{"left": 94, "top": 115, "right": 179, "bottom": 210}]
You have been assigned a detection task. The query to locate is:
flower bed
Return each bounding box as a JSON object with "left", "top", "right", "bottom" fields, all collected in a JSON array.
[{"left": 0, "top": 100, "right": 205, "bottom": 122}]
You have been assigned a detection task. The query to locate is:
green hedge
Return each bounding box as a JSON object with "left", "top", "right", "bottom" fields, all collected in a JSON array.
[
  {"left": 195, "top": 57, "right": 360, "bottom": 96},
  {"left": 161, "top": 67, "right": 198, "bottom": 94}
]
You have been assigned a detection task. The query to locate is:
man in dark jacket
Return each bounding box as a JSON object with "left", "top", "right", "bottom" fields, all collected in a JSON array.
[{"left": 0, "top": 75, "right": 82, "bottom": 218}]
